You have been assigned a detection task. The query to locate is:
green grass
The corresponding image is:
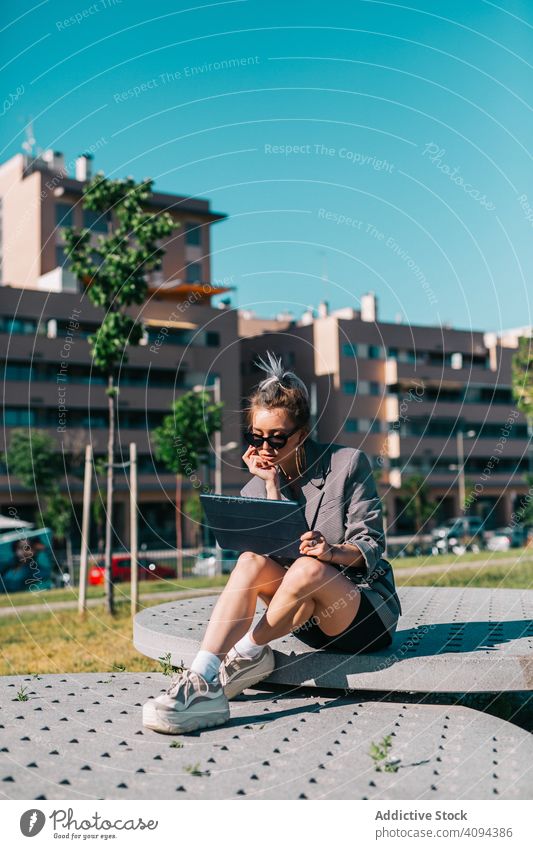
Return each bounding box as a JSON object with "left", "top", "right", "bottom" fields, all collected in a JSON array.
[
  {"left": 2, "top": 559, "right": 532, "bottom": 677},
  {"left": 0, "top": 597, "right": 168, "bottom": 676},
  {"left": 396, "top": 559, "right": 533, "bottom": 589},
  {"left": 2, "top": 547, "right": 530, "bottom": 609},
  {"left": 0, "top": 575, "right": 228, "bottom": 608},
  {"left": 392, "top": 546, "right": 533, "bottom": 570}
]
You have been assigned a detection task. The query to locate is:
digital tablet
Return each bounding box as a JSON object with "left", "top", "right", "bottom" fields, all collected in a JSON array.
[{"left": 200, "top": 493, "right": 309, "bottom": 559}]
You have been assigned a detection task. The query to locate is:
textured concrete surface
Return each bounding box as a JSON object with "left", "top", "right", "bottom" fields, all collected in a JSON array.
[
  {"left": 134, "top": 587, "right": 533, "bottom": 693},
  {"left": 1, "top": 673, "right": 532, "bottom": 800}
]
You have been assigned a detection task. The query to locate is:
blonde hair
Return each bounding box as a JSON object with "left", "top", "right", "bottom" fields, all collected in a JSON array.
[{"left": 244, "top": 351, "right": 311, "bottom": 431}]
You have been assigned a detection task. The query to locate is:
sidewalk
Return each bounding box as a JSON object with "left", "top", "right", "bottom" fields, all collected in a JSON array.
[
  {"left": 0, "top": 587, "right": 224, "bottom": 617},
  {"left": 1, "top": 554, "right": 529, "bottom": 617}
]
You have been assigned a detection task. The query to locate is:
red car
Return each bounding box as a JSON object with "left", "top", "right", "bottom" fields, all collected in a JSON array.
[{"left": 88, "top": 553, "right": 176, "bottom": 585}]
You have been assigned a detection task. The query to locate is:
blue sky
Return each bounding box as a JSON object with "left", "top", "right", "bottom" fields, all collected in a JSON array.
[{"left": 1, "top": 0, "right": 533, "bottom": 331}]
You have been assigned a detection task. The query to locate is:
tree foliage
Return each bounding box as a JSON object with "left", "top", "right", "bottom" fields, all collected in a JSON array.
[
  {"left": 511, "top": 334, "right": 533, "bottom": 424},
  {"left": 62, "top": 171, "right": 177, "bottom": 614},
  {"left": 396, "top": 473, "right": 435, "bottom": 533},
  {"left": 153, "top": 390, "right": 223, "bottom": 478},
  {"left": 2, "top": 429, "right": 71, "bottom": 541},
  {"left": 153, "top": 389, "right": 223, "bottom": 575},
  {"left": 62, "top": 172, "right": 175, "bottom": 378}
]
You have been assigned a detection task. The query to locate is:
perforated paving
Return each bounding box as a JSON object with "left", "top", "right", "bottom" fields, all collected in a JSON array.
[
  {"left": 1, "top": 673, "right": 532, "bottom": 799},
  {"left": 133, "top": 587, "right": 533, "bottom": 693}
]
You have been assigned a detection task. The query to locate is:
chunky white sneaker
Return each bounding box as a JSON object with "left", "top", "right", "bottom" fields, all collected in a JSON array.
[
  {"left": 219, "top": 644, "right": 275, "bottom": 700},
  {"left": 142, "top": 668, "right": 230, "bottom": 734}
]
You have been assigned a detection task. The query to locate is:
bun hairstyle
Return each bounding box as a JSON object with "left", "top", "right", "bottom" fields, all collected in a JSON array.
[{"left": 245, "top": 350, "right": 311, "bottom": 431}]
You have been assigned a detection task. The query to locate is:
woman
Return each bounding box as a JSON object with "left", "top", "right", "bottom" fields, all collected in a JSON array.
[{"left": 142, "top": 352, "right": 402, "bottom": 735}]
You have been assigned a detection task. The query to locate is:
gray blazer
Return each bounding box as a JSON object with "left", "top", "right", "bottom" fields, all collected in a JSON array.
[{"left": 240, "top": 436, "right": 402, "bottom": 636}]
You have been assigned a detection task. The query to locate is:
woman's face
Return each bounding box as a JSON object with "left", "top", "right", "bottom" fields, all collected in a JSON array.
[{"left": 250, "top": 407, "right": 304, "bottom": 467}]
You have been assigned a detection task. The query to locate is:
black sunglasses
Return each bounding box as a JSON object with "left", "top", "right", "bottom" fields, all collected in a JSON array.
[{"left": 244, "top": 424, "right": 301, "bottom": 450}]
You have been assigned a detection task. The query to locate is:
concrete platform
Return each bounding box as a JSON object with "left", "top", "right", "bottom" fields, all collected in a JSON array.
[
  {"left": 1, "top": 673, "right": 532, "bottom": 800},
  {"left": 134, "top": 587, "right": 533, "bottom": 693}
]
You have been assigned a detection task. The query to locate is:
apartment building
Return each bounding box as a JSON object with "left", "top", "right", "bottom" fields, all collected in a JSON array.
[
  {"left": 240, "top": 295, "right": 530, "bottom": 533},
  {"left": 1, "top": 148, "right": 529, "bottom": 543},
  {"left": 0, "top": 150, "right": 243, "bottom": 549}
]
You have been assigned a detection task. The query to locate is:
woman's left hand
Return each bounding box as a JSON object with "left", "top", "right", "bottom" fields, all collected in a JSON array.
[{"left": 299, "top": 530, "right": 334, "bottom": 562}]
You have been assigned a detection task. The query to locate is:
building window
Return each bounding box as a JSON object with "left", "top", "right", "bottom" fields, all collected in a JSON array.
[
  {"left": 55, "top": 245, "right": 70, "bottom": 268},
  {"left": 398, "top": 349, "right": 416, "bottom": 363},
  {"left": 147, "top": 328, "right": 193, "bottom": 346},
  {"left": 0, "top": 317, "right": 39, "bottom": 335},
  {"left": 345, "top": 418, "right": 359, "bottom": 432},
  {"left": 369, "top": 381, "right": 380, "bottom": 396},
  {"left": 368, "top": 345, "right": 382, "bottom": 359},
  {"left": 342, "top": 343, "right": 357, "bottom": 357},
  {"left": 388, "top": 347, "right": 398, "bottom": 359},
  {"left": 185, "top": 221, "right": 202, "bottom": 246},
  {"left": 370, "top": 420, "right": 382, "bottom": 433},
  {"left": 343, "top": 381, "right": 357, "bottom": 394},
  {"left": 206, "top": 331, "right": 220, "bottom": 347},
  {"left": 55, "top": 203, "right": 74, "bottom": 227},
  {"left": 4, "top": 408, "right": 35, "bottom": 426},
  {"left": 2, "top": 363, "right": 32, "bottom": 381},
  {"left": 83, "top": 208, "right": 108, "bottom": 233},
  {"left": 186, "top": 262, "right": 202, "bottom": 283}
]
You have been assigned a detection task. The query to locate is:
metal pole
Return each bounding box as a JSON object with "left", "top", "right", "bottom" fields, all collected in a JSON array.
[
  {"left": 130, "top": 442, "right": 139, "bottom": 617},
  {"left": 457, "top": 429, "right": 465, "bottom": 514},
  {"left": 214, "top": 376, "right": 222, "bottom": 494},
  {"left": 310, "top": 381, "right": 318, "bottom": 439},
  {"left": 213, "top": 376, "right": 223, "bottom": 573},
  {"left": 78, "top": 444, "right": 93, "bottom": 617},
  {"left": 528, "top": 416, "right": 533, "bottom": 476}
]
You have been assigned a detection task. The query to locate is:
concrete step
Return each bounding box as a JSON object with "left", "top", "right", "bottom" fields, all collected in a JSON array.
[{"left": 133, "top": 587, "right": 533, "bottom": 693}]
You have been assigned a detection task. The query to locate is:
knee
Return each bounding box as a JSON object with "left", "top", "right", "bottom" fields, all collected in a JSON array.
[
  {"left": 282, "top": 556, "right": 328, "bottom": 593},
  {"left": 232, "top": 550, "right": 269, "bottom": 580}
]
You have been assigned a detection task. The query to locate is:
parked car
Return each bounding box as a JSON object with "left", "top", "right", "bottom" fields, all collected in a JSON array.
[
  {"left": 431, "top": 516, "right": 488, "bottom": 555},
  {"left": 192, "top": 548, "right": 239, "bottom": 576},
  {"left": 485, "top": 525, "right": 530, "bottom": 552},
  {"left": 88, "top": 553, "right": 176, "bottom": 585}
]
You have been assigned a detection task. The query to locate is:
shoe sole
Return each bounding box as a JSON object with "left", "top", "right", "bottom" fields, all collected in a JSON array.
[
  {"left": 142, "top": 702, "right": 230, "bottom": 735},
  {"left": 223, "top": 657, "right": 276, "bottom": 700}
]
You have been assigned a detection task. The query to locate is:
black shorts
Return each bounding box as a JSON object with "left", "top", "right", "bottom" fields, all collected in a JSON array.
[{"left": 290, "top": 588, "right": 393, "bottom": 654}]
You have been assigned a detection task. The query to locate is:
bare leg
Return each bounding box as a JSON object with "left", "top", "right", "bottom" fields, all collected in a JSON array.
[
  {"left": 252, "top": 556, "right": 361, "bottom": 644},
  {"left": 199, "top": 551, "right": 288, "bottom": 658}
]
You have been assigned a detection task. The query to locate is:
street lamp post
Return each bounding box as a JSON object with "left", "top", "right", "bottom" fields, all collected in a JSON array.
[
  {"left": 456, "top": 425, "right": 477, "bottom": 513},
  {"left": 193, "top": 377, "right": 237, "bottom": 572}
]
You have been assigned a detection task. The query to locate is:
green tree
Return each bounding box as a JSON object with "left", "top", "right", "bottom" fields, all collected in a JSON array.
[
  {"left": 511, "top": 334, "right": 533, "bottom": 527},
  {"left": 152, "top": 390, "right": 223, "bottom": 579},
  {"left": 512, "top": 334, "right": 533, "bottom": 474},
  {"left": 63, "top": 172, "right": 175, "bottom": 615},
  {"left": 1, "top": 429, "right": 73, "bottom": 565},
  {"left": 397, "top": 473, "right": 434, "bottom": 534}
]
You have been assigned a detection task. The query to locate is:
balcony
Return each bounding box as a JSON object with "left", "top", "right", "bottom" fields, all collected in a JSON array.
[
  {"left": 385, "top": 357, "right": 495, "bottom": 387},
  {"left": 37, "top": 266, "right": 78, "bottom": 293}
]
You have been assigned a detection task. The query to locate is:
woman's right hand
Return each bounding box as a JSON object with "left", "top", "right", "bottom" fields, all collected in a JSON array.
[{"left": 242, "top": 445, "right": 280, "bottom": 486}]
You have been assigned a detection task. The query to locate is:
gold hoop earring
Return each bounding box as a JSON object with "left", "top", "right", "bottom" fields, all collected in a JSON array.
[{"left": 296, "top": 441, "right": 306, "bottom": 477}]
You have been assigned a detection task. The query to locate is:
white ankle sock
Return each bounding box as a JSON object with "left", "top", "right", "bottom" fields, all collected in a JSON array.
[
  {"left": 190, "top": 650, "right": 221, "bottom": 683},
  {"left": 233, "top": 630, "right": 264, "bottom": 658}
]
